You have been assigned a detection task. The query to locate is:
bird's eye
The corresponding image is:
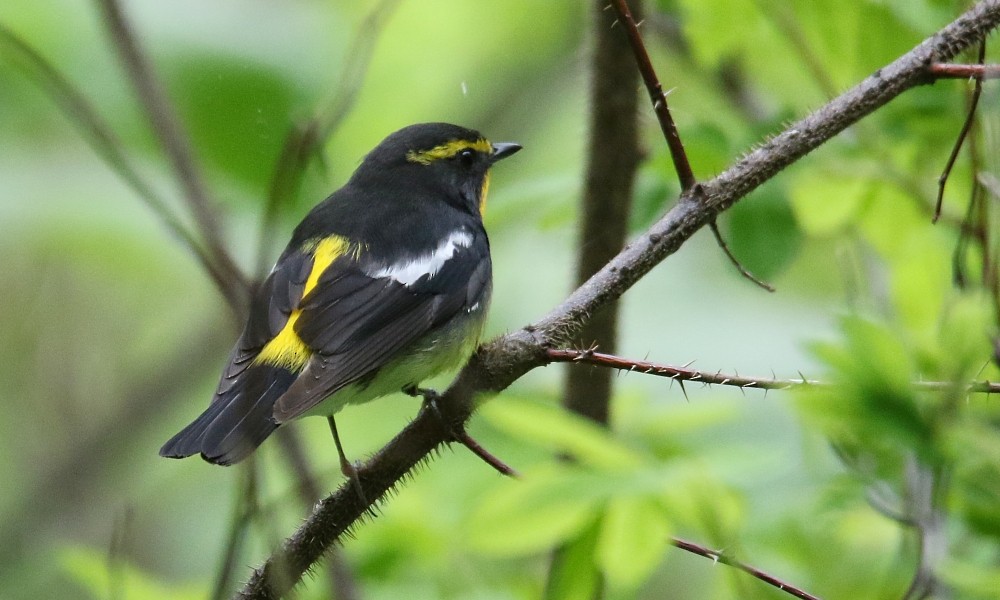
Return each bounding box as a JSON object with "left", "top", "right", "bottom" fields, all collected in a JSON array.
[{"left": 457, "top": 148, "right": 475, "bottom": 166}]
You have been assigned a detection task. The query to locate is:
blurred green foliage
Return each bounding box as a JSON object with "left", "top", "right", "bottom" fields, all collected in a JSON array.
[{"left": 2, "top": 0, "right": 999, "bottom": 599}]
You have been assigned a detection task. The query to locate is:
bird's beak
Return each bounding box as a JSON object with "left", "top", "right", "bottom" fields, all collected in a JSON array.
[{"left": 490, "top": 142, "right": 522, "bottom": 162}]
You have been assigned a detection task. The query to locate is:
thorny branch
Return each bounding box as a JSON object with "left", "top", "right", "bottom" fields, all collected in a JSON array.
[
  {"left": 543, "top": 347, "right": 1000, "bottom": 395},
  {"left": 670, "top": 537, "right": 821, "bottom": 600},
  {"left": 609, "top": 0, "right": 694, "bottom": 192},
  {"left": 612, "top": 0, "right": 773, "bottom": 291},
  {"left": 237, "top": 3, "right": 1000, "bottom": 598}
]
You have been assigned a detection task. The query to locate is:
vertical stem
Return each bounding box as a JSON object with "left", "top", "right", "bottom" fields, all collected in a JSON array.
[
  {"left": 562, "top": 0, "right": 641, "bottom": 425},
  {"left": 548, "top": 1, "right": 641, "bottom": 597}
]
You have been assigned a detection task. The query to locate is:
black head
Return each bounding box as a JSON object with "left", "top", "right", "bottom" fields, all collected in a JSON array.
[{"left": 351, "top": 123, "right": 521, "bottom": 216}]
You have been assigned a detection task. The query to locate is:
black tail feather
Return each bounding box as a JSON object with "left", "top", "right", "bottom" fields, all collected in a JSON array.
[{"left": 159, "top": 365, "right": 295, "bottom": 465}]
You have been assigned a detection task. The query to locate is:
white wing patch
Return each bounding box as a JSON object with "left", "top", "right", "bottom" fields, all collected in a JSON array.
[{"left": 370, "top": 229, "right": 472, "bottom": 286}]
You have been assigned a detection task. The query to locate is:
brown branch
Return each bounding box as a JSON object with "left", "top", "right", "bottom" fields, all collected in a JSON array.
[
  {"left": 95, "top": 0, "right": 249, "bottom": 314},
  {"left": 670, "top": 537, "right": 821, "bottom": 600},
  {"left": 561, "top": 0, "right": 641, "bottom": 426},
  {"left": 548, "top": 1, "right": 641, "bottom": 593},
  {"left": 610, "top": 3, "right": 772, "bottom": 291},
  {"left": 610, "top": 0, "right": 696, "bottom": 191},
  {"left": 928, "top": 63, "right": 1000, "bottom": 79},
  {"left": 236, "top": 3, "right": 1000, "bottom": 598},
  {"left": 544, "top": 348, "right": 1000, "bottom": 395}
]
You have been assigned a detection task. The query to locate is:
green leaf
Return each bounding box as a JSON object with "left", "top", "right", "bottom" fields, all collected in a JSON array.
[
  {"left": 788, "top": 172, "right": 867, "bottom": 236},
  {"left": 167, "top": 54, "right": 303, "bottom": 196},
  {"left": 465, "top": 465, "right": 605, "bottom": 555},
  {"left": 596, "top": 496, "right": 671, "bottom": 590},
  {"left": 478, "top": 398, "right": 645, "bottom": 471},
  {"left": 724, "top": 187, "right": 801, "bottom": 280},
  {"left": 545, "top": 518, "right": 602, "bottom": 600},
  {"left": 799, "top": 317, "right": 938, "bottom": 467},
  {"left": 59, "top": 545, "right": 205, "bottom": 600}
]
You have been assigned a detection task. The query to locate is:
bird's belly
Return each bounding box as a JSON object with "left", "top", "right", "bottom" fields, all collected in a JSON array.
[{"left": 299, "top": 305, "right": 488, "bottom": 418}]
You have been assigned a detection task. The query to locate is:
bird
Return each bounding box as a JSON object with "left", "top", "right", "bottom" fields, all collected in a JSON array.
[{"left": 160, "top": 122, "right": 521, "bottom": 485}]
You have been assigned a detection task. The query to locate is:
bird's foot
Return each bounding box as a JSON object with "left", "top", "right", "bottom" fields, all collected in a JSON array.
[{"left": 406, "top": 385, "right": 519, "bottom": 478}]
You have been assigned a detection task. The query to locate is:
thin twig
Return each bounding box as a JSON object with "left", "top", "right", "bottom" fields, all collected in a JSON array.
[
  {"left": 95, "top": 0, "right": 249, "bottom": 312},
  {"left": 670, "top": 537, "right": 821, "bottom": 600},
  {"left": 934, "top": 43, "right": 987, "bottom": 223},
  {"left": 544, "top": 347, "right": 1000, "bottom": 394},
  {"left": 211, "top": 463, "right": 259, "bottom": 600},
  {"left": 0, "top": 23, "right": 234, "bottom": 294},
  {"left": 610, "top": 0, "right": 696, "bottom": 191},
  {"left": 928, "top": 63, "right": 1000, "bottom": 79},
  {"left": 709, "top": 220, "right": 776, "bottom": 291}
]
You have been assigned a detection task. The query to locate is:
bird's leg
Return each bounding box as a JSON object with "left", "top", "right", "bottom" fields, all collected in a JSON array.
[
  {"left": 327, "top": 416, "right": 367, "bottom": 504},
  {"left": 404, "top": 385, "right": 519, "bottom": 478}
]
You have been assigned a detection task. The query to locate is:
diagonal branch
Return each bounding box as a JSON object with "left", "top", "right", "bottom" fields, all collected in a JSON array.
[
  {"left": 236, "top": 2, "right": 1000, "bottom": 598},
  {"left": 610, "top": 0, "right": 695, "bottom": 191},
  {"left": 670, "top": 537, "right": 821, "bottom": 600},
  {"left": 0, "top": 23, "right": 236, "bottom": 298},
  {"left": 95, "top": 0, "right": 249, "bottom": 312}
]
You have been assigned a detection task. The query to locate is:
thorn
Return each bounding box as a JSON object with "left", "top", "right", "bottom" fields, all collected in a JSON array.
[
  {"left": 798, "top": 370, "right": 808, "bottom": 384},
  {"left": 678, "top": 379, "right": 689, "bottom": 402},
  {"left": 721, "top": 378, "right": 730, "bottom": 385},
  {"left": 681, "top": 359, "right": 696, "bottom": 369}
]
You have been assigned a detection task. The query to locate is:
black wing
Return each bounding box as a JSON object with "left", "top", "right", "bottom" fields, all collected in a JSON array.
[
  {"left": 160, "top": 231, "right": 490, "bottom": 464},
  {"left": 273, "top": 232, "right": 490, "bottom": 421}
]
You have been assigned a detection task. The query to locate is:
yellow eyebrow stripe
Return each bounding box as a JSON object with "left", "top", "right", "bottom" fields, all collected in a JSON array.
[
  {"left": 406, "top": 138, "right": 492, "bottom": 165},
  {"left": 254, "top": 235, "right": 352, "bottom": 370}
]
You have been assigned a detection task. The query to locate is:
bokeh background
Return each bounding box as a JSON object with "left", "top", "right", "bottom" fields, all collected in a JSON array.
[{"left": 2, "top": 1, "right": 999, "bottom": 598}]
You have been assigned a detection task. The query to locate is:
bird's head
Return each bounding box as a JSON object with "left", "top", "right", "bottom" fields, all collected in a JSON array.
[{"left": 354, "top": 122, "right": 521, "bottom": 216}]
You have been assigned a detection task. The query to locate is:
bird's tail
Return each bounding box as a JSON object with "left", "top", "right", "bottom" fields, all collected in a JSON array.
[{"left": 159, "top": 365, "right": 297, "bottom": 465}]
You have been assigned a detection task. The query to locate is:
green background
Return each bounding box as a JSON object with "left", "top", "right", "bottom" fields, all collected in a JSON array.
[{"left": 2, "top": 0, "right": 999, "bottom": 598}]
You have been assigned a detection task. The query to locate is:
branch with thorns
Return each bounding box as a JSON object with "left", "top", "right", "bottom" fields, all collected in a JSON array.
[{"left": 545, "top": 346, "right": 1000, "bottom": 397}]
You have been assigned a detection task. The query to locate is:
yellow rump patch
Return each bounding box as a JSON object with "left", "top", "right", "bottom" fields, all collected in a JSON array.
[
  {"left": 406, "top": 138, "right": 492, "bottom": 165},
  {"left": 254, "top": 235, "right": 352, "bottom": 370}
]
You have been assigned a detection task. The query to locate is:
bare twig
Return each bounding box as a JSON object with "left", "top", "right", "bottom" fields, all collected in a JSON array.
[
  {"left": 934, "top": 43, "right": 987, "bottom": 223},
  {"left": 95, "top": 0, "right": 249, "bottom": 312},
  {"left": 212, "top": 463, "right": 259, "bottom": 600},
  {"left": 0, "top": 23, "right": 233, "bottom": 293},
  {"left": 611, "top": 2, "right": 773, "bottom": 291},
  {"left": 709, "top": 220, "right": 776, "bottom": 292},
  {"left": 928, "top": 63, "right": 1000, "bottom": 79},
  {"left": 610, "top": 0, "right": 696, "bottom": 191},
  {"left": 236, "top": 4, "right": 1000, "bottom": 597},
  {"left": 670, "top": 537, "right": 821, "bottom": 600}
]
